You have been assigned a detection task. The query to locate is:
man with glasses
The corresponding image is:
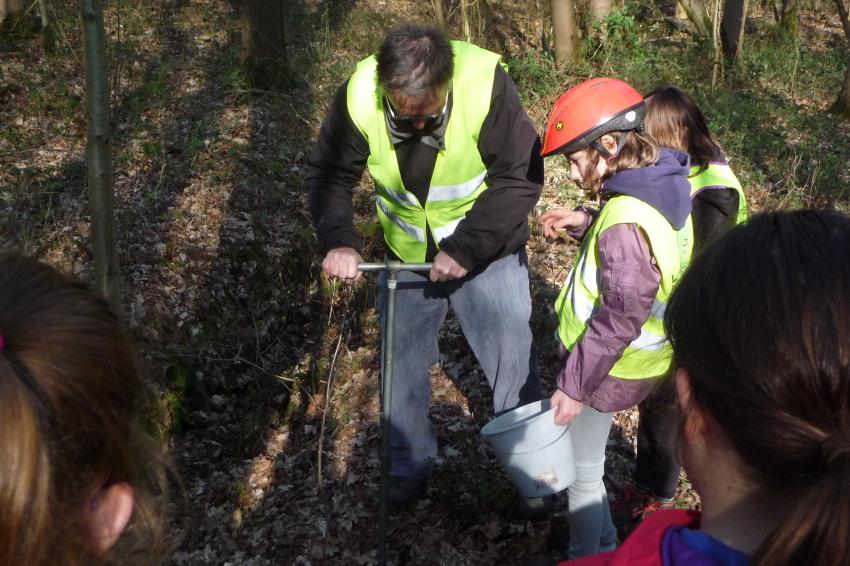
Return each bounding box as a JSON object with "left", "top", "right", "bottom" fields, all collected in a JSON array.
[{"left": 307, "top": 25, "right": 546, "bottom": 516}]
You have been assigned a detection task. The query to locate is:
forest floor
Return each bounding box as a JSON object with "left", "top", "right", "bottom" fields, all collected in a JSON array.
[{"left": 2, "top": 1, "right": 849, "bottom": 564}]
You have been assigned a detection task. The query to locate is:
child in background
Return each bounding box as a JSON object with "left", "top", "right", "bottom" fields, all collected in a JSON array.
[
  {"left": 0, "top": 255, "right": 168, "bottom": 565},
  {"left": 538, "top": 78, "right": 694, "bottom": 558},
  {"left": 612, "top": 86, "right": 748, "bottom": 525},
  {"left": 646, "top": 85, "right": 746, "bottom": 253},
  {"left": 566, "top": 210, "right": 850, "bottom": 565}
]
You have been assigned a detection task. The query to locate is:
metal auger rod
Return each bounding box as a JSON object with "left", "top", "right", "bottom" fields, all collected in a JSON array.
[{"left": 358, "top": 261, "right": 432, "bottom": 566}]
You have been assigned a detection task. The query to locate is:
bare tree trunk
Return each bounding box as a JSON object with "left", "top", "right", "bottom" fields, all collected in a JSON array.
[
  {"left": 432, "top": 0, "right": 445, "bottom": 28},
  {"left": 835, "top": 0, "right": 850, "bottom": 42},
  {"left": 589, "top": 0, "right": 612, "bottom": 23},
  {"left": 79, "top": 0, "right": 119, "bottom": 306},
  {"left": 678, "top": 0, "right": 712, "bottom": 35},
  {"left": 721, "top": 0, "right": 748, "bottom": 62},
  {"left": 832, "top": 59, "right": 850, "bottom": 119},
  {"left": 38, "top": 0, "right": 57, "bottom": 55},
  {"left": 241, "top": 0, "right": 287, "bottom": 89},
  {"left": 711, "top": 0, "right": 723, "bottom": 89},
  {"left": 551, "top": 0, "right": 579, "bottom": 67},
  {"left": 38, "top": 0, "right": 47, "bottom": 26},
  {"left": 0, "top": 0, "right": 25, "bottom": 25},
  {"left": 459, "top": 0, "right": 472, "bottom": 41},
  {"left": 779, "top": 0, "right": 798, "bottom": 37}
]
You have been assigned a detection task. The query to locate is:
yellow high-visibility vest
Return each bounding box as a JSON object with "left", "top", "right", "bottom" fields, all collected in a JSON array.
[
  {"left": 688, "top": 162, "right": 747, "bottom": 225},
  {"left": 346, "top": 41, "right": 502, "bottom": 262},
  {"left": 555, "top": 195, "right": 693, "bottom": 379}
]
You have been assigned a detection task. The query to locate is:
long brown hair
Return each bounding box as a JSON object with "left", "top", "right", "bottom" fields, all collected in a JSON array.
[
  {"left": 0, "top": 255, "right": 167, "bottom": 565},
  {"left": 666, "top": 210, "right": 850, "bottom": 565},
  {"left": 644, "top": 86, "right": 723, "bottom": 174},
  {"left": 579, "top": 129, "right": 659, "bottom": 197}
]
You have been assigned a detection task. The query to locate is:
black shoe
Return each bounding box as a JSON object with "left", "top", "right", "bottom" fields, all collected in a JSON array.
[
  {"left": 513, "top": 494, "right": 554, "bottom": 522},
  {"left": 388, "top": 475, "right": 427, "bottom": 508}
]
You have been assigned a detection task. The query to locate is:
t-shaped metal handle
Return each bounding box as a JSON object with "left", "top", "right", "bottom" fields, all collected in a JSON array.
[{"left": 357, "top": 261, "right": 433, "bottom": 273}]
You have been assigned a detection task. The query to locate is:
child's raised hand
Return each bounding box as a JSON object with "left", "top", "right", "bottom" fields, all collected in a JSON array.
[{"left": 538, "top": 209, "right": 587, "bottom": 240}]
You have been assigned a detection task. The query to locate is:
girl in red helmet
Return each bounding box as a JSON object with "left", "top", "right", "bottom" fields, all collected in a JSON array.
[
  {"left": 565, "top": 210, "right": 850, "bottom": 565},
  {"left": 538, "top": 78, "right": 693, "bottom": 558}
]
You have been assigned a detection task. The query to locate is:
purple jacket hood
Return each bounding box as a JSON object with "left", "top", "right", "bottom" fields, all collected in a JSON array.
[{"left": 601, "top": 148, "right": 692, "bottom": 230}]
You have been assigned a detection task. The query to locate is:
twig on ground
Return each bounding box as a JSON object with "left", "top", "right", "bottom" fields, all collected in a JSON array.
[
  {"left": 317, "top": 320, "right": 349, "bottom": 492},
  {"left": 326, "top": 277, "right": 344, "bottom": 327},
  {"left": 231, "top": 88, "right": 297, "bottom": 99},
  {"left": 205, "top": 352, "right": 294, "bottom": 385},
  {"left": 0, "top": 147, "right": 75, "bottom": 157}
]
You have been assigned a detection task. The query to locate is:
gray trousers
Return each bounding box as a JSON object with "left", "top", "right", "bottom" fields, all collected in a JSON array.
[
  {"left": 379, "top": 248, "right": 540, "bottom": 480},
  {"left": 566, "top": 406, "right": 618, "bottom": 558}
]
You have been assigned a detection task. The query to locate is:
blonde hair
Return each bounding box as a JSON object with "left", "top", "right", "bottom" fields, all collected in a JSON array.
[{"left": 0, "top": 255, "right": 168, "bottom": 565}]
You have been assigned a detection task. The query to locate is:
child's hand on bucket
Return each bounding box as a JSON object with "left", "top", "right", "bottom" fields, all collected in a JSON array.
[{"left": 551, "top": 389, "right": 583, "bottom": 426}]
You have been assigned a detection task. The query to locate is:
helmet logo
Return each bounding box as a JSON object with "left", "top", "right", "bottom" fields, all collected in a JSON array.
[
  {"left": 555, "top": 121, "right": 564, "bottom": 131},
  {"left": 625, "top": 111, "right": 636, "bottom": 123}
]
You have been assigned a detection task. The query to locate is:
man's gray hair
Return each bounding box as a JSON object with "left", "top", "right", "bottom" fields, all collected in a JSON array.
[{"left": 376, "top": 24, "right": 454, "bottom": 100}]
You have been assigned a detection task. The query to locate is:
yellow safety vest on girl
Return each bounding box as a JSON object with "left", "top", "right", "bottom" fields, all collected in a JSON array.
[{"left": 555, "top": 196, "right": 693, "bottom": 379}]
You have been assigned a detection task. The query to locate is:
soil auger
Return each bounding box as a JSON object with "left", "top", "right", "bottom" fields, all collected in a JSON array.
[{"left": 357, "top": 260, "right": 432, "bottom": 566}]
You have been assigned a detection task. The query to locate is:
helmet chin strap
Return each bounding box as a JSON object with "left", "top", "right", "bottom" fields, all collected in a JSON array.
[{"left": 590, "top": 131, "right": 629, "bottom": 161}]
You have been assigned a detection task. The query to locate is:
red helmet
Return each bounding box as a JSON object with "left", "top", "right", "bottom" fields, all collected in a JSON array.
[{"left": 540, "top": 78, "right": 645, "bottom": 158}]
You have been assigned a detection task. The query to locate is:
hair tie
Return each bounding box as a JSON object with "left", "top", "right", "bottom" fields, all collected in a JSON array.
[{"left": 820, "top": 434, "right": 850, "bottom": 466}]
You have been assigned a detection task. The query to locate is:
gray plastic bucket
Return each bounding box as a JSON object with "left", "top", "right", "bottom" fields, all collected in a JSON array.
[{"left": 480, "top": 399, "right": 576, "bottom": 498}]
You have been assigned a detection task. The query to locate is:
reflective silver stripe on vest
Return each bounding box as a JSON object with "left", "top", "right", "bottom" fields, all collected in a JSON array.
[
  {"left": 650, "top": 298, "right": 666, "bottom": 320},
  {"left": 629, "top": 330, "right": 667, "bottom": 352},
  {"left": 432, "top": 217, "right": 463, "bottom": 243},
  {"left": 578, "top": 259, "right": 665, "bottom": 320},
  {"left": 571, "top": 284, "right": 598, "bottom": 322},
  {"left": 581, "top": 263, "right": 599, "bottom": 294},
  {"left": 427, "top": 171, "right": 487, "bottom": 202},
  {"left": 376, "top": 197, "right": 425, "bottom": 241},
  {"left": 572, "top": 288, "right": 667, "bottom": 352},
  {"left": 377, "top": 183, "right": 421, "bottom": 207}
]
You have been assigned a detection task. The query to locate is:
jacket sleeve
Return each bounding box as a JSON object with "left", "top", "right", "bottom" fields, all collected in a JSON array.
[
  {"left": 556, "top": 223, "right": 660, "bottom": 403},
  {"left": 438, "top": 66, "right": 544, "bottom": 270},
  {"left": 566, "top": 205, "right": 599, "bottom": 241},
  {"left": 306, "top": 80, "right": 370, "bottom": 255}
]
